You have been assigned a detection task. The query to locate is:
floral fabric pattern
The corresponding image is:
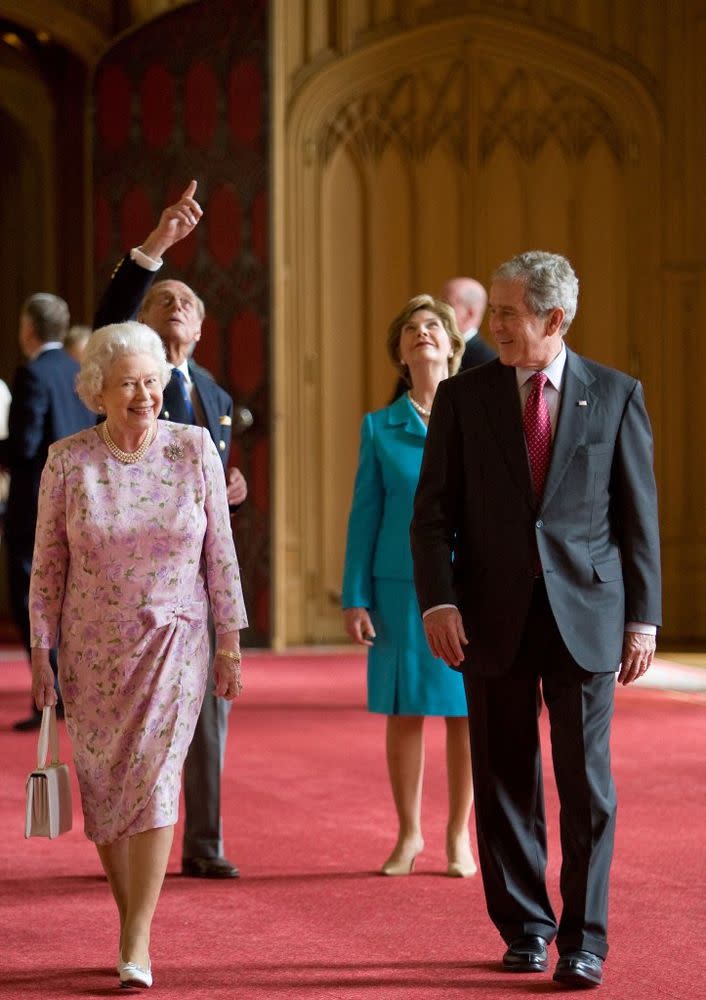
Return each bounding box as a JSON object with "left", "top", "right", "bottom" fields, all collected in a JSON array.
[{"left": 29, "top": 422, "right": 247, "bottom": 844}]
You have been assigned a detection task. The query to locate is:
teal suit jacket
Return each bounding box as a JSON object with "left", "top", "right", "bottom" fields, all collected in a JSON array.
[{"left": 342, "top": 395, "right": 426, "bottom": 608}]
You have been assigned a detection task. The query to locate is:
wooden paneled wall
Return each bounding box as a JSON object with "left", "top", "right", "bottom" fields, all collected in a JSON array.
[{"left": 271, "top": 0, "right": 706, "bottom": 646}]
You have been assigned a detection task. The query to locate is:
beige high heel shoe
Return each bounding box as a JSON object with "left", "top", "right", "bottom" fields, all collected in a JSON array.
[
  {"left": 380, "top": 838, "right": 424, "bottom": 876},
  {"left": 447, "top": 838, "right": 477, "bottom": 877}
]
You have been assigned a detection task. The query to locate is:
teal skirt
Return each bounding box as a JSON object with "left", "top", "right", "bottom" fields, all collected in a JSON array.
[{"left": 367, "top": 579, "right": 468, "bottom": 716}]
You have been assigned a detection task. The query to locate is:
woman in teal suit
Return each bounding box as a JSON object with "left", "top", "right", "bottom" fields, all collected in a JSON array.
[{"left": 342, "top": 294, "right": 477, "bottom": 878}]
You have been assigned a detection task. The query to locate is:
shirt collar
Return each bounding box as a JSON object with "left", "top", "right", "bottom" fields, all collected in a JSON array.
[
  {"left": 33, "top": 341, "right": 62, "bottom": 359},
  {"left": 516, "top": 343, "right": 567, "bottom": 392},
  {"left": 463, "top": 326, "right": 478, "bottom": 344}
]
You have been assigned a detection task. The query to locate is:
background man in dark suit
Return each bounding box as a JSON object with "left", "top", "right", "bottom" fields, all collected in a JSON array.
[
  {"left": 439, "top": 276, "right": 496, "bottom": 369},
  {"left": 0, "top": 294, "right": 93, "bottom": 730},
  {"left": 411, "top": 251, "right": 661, "bottom": 989},
  {"left": 391, "top": 275, "right": 495, "bottom": 400},
  {"left": 95, "top": 182, "right": 247, "bottom": 880}
]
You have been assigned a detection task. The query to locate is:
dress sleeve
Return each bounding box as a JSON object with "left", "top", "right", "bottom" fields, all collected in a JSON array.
[
  {"left": 341, "top": 413, "right": 384, "bottom": 609},
  {"left": 29, "top": 446, "right": 69, "bottom": 647},
  {"left": 200, "top": 428, "right": 248, "bottom": 633}
]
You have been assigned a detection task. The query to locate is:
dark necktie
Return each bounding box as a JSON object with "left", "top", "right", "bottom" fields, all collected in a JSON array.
[
  {"left": 172, "top": 368, "right": 195, "bottom": 425},
  {"left": 524, "top": 371, "right": 552, "bottom": 500}
]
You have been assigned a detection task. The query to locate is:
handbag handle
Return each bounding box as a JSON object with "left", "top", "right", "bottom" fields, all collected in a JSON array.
[{"left": 36, "top": 706, "right": 60, "bottom": 769}]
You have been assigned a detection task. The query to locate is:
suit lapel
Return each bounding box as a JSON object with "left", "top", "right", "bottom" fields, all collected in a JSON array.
[
  {"left": 188, "top": 364, "right": 219, "bottom": 438},
  {"left": 540, "top": 348, "right": 594, "bottom": 511},
  {"left": 480, "top": 362, "right": 535, "bottom": 510}
]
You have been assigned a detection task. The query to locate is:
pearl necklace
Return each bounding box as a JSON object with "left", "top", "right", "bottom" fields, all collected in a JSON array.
[
  {"left": 101, "top": 421, "right": 157, "bottom": 464},
  {"left": 407, "top": 392, "right": 432, "bottom": 418}
]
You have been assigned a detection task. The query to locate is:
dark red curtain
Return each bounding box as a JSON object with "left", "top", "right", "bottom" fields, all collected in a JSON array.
[{"left": 93, "top": 0, "right": 270, "bottom": 644}]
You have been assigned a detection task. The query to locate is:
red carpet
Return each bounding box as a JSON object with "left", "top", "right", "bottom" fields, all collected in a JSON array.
[{"left": 0, "top": 649, "right": 704, "bottom": 999}]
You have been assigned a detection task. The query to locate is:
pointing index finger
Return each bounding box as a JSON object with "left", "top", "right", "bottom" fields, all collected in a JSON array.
[{"left": 181, "top": 179, "right": 197, "bottom": 200}]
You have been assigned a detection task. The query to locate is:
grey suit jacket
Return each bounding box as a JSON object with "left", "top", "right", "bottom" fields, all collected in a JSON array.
[{"left": 410, "top": 348, "right": 662, "bottom": 676}]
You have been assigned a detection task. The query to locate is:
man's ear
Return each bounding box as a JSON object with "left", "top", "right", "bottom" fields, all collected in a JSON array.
[{"left": 546, "top": 307, "right": 565, "bottom": 337}]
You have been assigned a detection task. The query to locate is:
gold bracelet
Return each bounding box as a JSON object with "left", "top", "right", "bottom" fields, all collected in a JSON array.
[{"left": 215, "top": 649, "right": 241, "bottom": 665}]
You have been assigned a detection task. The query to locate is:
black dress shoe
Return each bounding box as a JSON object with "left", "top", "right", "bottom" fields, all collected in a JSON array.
[
  {"left": 13, "top": 701, "right": 64, "bottom": 731},
  {"left": 553, "top": 950, "right": 603, "bottom": 988},
  {"left": 12, "top": 713, "right": 42, "bottom": 732},
  {"left": 502, "top": 935, "right": 549, "bottom": 973},
  {"left": 181, "top": 856, "right": 240, "bottom": 879}
]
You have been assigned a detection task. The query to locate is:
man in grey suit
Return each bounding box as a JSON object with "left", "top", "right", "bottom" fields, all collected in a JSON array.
[{"left": 411, "top": 251, "right": 661, "bottom": 989}]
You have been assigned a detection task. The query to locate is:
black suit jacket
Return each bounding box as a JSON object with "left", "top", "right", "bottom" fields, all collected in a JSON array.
[
  {"left": 411, "top": 348, "right": 662, "bottom": 675},
  {"left": 460, "top": 333, "right": 496, "bottom": 369},
  {"left": 0, "top": 348, "right": 93, "bottom": 541},
  {"left": 94, "top": 255, "right": 233, "bottom": 469}
]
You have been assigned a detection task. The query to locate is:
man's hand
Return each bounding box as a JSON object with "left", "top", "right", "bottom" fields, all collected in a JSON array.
[
  {"left": 226, "top": 467, "right": 247, "bottom": 506},
  {"left": 141, "top": 180, "right": 203, "bottom": 260},
  {"left": 617, "top": 630, "right": 656, "bottom": 685},
  {"left": 423, "top": 607, "right": 468, "bottom": 667},
  {"left": 343, "top": 608, "right": 376, "bottom": 647}
]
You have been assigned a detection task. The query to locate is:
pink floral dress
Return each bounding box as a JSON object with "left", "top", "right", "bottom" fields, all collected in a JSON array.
[{"left": 29, "top": 422, "right": 247, "bottom": 844}]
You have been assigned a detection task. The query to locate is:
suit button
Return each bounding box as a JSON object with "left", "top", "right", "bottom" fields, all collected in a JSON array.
[
  {"left": 219, "top": 440, "right": 226, "bottom": 451},
  {"left": 536, "top": 519, "right": 543, "bottom": 528}
]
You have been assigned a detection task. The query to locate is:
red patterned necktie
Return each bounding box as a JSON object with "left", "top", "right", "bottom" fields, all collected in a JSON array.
[{"left": 524, "top": 371, "right": 552, "bottom": 500}]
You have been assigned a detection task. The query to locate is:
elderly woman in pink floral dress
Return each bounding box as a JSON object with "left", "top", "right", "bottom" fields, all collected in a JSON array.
[{"left": 29, "top": 321, "right": 247, "bottom": 990}]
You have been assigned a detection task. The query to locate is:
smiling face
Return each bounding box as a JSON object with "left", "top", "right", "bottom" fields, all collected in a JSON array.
[
  {"left": 398, "top": 308, "right": 452, "bottom": 381},
  {"left": 98, "top": 353, "right": 163, "bottom": 443},
  {"left": 488, "top": 278, "right": 565, "bottom": 369},
  {"left": 139, "top": 280, "right": 202, "bottom": 364}
]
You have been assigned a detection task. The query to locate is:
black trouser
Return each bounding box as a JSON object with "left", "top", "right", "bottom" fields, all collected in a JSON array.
[{"left": 464, "top": 580, "right": 616, "bottom": 959}]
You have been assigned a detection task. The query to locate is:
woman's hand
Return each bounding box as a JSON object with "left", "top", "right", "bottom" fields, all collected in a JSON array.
[
  {"left": 343, "top": 608, "right": 376, "bottom": 647},
  {"left": 31, "top": 648, "right": 57, "bottom": 710},
  {"left": 214, "top": 638, "right": 243, "bottom": 700}
]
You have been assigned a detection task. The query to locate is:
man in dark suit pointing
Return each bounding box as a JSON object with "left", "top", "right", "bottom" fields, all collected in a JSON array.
[
  {"left": 411, "top": 251, "right": 661, "bottom": 989},
  {"left": 95, "top": 182, "right": 247, "bottom": 880}
]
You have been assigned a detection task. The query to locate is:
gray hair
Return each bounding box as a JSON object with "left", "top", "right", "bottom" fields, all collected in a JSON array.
[
  {"left": 64, "top": 324, "right": 91, "bottom": 350},
  {"left": 22, "top": 293, "right": 70, "bottom": 343},
  {"left": 76, "top": 321, "right": 171, "bottom": 412},
  {"left": 492, "top": 251, "right": 579, "bottom": 334}
]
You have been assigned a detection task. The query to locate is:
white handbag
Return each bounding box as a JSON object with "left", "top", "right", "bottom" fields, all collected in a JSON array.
[{"left": 24, "top": 706, "right": 73, "bottom": 839}]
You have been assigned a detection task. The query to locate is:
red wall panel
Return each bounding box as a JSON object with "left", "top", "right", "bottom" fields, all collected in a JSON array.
[{"left": 93, "top": 0, "right": 270, "bottom": 644}]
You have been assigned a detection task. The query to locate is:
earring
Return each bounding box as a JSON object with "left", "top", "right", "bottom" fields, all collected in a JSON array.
[{"left": 97, "top": 404, "right": 104, "bottom": 412}]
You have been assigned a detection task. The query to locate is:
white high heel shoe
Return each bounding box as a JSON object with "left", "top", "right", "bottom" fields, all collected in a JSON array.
[{"left": 118, "top": 956, "right": 152, "bottom": 989}]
